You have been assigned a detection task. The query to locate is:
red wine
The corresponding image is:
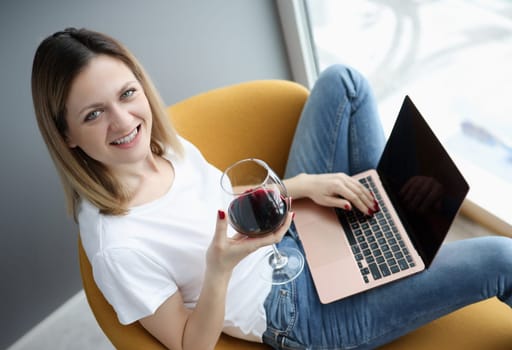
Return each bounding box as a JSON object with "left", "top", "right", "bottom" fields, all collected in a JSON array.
[{"left": 228, "top": 188, "right": 288, "bottom": 236}]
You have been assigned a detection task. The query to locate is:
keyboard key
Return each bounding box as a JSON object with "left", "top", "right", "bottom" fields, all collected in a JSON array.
[
  {"left": 379, "top": 264, "right": 391, "bottom": 277},
  {"left": 369, "top": 263, "right": 382, "bottom": 280},
  {"left": 398, "top": 259, "right": 409, "bottom": 270}
]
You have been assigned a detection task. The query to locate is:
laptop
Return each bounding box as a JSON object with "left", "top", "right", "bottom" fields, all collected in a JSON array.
[{"left": 293, "top": 96, "right": 469, "bottom": 303}]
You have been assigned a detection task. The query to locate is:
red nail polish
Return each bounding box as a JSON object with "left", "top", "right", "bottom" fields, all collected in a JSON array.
[
  {"left": 218, "top": 210, "right": 225, "bottom": 220},
  {"left": 367, "top": 209, "right": 374, "bottom": 216},
  {"left": 344, "top": 204, "right": 351, "bottom": 210}
]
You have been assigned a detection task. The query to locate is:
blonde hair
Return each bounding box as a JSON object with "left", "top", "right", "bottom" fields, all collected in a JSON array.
[{"left": 31, "top": 28, "right": 183, "bottom": 219}]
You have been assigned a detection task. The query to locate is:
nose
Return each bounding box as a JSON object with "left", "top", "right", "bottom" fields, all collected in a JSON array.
[{"left": 108, "top": 103, "right": 132, "bottom": 130}]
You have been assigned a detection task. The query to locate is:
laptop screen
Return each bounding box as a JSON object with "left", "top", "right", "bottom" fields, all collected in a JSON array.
[{"left": 377, "top": 96, "right": 469, "bottom": 267}]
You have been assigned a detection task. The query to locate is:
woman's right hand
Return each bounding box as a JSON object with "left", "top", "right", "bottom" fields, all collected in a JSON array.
[{"left": 206, "top": 210, "right": 294, "bottom": 277}]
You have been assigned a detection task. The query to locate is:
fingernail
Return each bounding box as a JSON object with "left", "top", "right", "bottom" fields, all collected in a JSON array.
[
  {"left": 344, "top": 204, "right": 351, "bottom": 210},
  {"left": 292, "top": 212, "right": 296, "bottom": 219},
  {"left": 367, "top": 209, "right": 374, "bottom": 216},
  {"left": 373, "top": 201, "right": 380, "bottom": 212},
  {"left": 218, "top": 210, "right": 225, "bottom": 220}
]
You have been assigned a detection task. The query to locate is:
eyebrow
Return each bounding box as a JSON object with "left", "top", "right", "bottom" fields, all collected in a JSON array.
[{"left": 76, "top": 80, "right": 139, "bottom": 118}]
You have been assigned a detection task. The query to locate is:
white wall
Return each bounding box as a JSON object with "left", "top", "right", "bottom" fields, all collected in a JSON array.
[{"left": 0, "top": 0, "right": 291, "bottom": 347}]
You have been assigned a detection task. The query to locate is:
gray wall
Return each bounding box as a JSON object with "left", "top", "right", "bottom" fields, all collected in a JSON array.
[{"left": 0, "top": 1, "right": 291, "bottom": 348}]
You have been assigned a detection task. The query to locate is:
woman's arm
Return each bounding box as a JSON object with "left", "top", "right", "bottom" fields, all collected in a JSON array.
[
  {"left": 284, "top": 173, "right": 378, "bottom": 215},
  {"left": 140, "top": 210, "right": 293, "bottom": 350},
  {"left": 139, "top": 264, "right": 231, "bottom": 350}
]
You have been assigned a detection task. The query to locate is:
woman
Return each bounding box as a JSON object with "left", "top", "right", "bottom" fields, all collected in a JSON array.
[{"left": 32, "top": 28, "right": 512, "bottom": 350}]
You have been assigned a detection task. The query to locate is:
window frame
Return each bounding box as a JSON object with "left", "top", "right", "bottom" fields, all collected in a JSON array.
[{"left": 277, "top": 0, "right": 319, "bottom": 88}]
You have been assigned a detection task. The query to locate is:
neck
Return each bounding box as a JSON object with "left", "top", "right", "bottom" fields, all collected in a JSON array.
[
  {"left": 112, "top": 154, "right": 174, "bottom": 207},
  {"left": 112, "top": 153, "right": 160, "bottom": 189}
]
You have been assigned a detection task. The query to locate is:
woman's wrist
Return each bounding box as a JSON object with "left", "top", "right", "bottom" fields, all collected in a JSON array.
[
  {"left": 204, "top": 264, "right": 233, "bottom": 287},
  {"left": 284, "top": 173, "right": 311, "bottom": 199}
]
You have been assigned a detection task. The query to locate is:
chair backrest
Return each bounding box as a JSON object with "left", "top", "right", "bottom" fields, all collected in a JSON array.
[
  {"left": 168, "top": 79, "right": 308, "bottom": 176},
  {"left": 78, "top": 80, "right": 309, "bottom": 349}
]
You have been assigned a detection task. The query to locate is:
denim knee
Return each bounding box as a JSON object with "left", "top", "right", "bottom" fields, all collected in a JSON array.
[
  {"left": 476, "top": 236, "right": 512, "bottom": 304},
  {"left": 317, "top": 64, "right": 372, "bottom": 103},
  {"left": 452, "top": 236, "right": 512, "bottom": 305},
  {"left": 477, "top": 236, "right": 512, "bottom": 265}
]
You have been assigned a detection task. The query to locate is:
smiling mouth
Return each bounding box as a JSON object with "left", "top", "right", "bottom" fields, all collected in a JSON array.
[{"left": 110, "top": 126, "right": 140, "bottom": 145}]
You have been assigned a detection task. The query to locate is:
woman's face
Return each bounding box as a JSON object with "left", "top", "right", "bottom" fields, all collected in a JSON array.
[{"left": 65, "top": 55, "right": 153, "bottom": 171}]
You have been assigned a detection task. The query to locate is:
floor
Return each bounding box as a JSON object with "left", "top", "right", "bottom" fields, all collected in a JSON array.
[
  {"left": 6, "top": 291, "right": 114, "bottom": 350},
  {"left": 6, "top": 214, "right": 497, "bottom": 350}
]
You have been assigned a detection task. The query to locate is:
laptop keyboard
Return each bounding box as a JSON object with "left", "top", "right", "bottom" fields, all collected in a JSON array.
[{"left": 335, "top": 176, "right": 416, "bottom": 284}]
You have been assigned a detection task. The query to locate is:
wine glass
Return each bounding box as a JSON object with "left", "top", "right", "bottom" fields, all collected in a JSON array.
[{"left": 220, "top": 158, "right": 304, "bottom": 285}]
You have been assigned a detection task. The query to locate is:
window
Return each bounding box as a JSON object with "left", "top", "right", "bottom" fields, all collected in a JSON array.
[{"left": 278, "top": 0, "right": 512, "bottom": 233}]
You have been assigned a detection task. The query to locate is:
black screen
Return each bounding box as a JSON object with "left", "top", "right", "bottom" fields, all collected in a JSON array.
[{"left": 377, "top": 96, "right": 469, "bottom": 267}]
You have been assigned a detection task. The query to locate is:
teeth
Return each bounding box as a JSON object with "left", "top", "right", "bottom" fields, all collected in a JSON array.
[{"left": 112, "top": 128, "right": 138, "bottom": 145}]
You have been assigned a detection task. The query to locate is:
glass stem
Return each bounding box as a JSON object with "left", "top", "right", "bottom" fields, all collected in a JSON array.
[{"left": 271, "top": 244, "right": 288, "bottom": 269}]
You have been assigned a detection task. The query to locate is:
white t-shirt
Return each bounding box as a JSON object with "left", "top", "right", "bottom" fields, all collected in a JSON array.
[{"left": 78, "top": 137, "right": 272, "bottom": 342}]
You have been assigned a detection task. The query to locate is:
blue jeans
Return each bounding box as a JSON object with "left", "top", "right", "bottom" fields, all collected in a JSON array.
[{"left": 262, "top": 64, "right": 512, "bottom": 349}]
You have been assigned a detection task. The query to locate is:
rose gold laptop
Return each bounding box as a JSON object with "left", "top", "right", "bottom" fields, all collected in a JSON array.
[{"left": 293, "top": 96, "right": 469, "bottom": 303}]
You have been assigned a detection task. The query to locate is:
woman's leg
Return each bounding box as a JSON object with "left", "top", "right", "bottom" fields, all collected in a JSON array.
[
  {"left": 285, "top": 64, "right": 386, "bottom": 178},
  {"left": 264, "top": 235, "right": 512, "bottom": 349},
  {"left": 266, "top": 65, "right": 512, "bottom": 349}
]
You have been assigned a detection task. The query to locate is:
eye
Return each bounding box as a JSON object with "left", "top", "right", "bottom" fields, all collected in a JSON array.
[
  {"left": 84, "top": 110, "right": 102, "bottom": 122},
  {"left": 121, "top": 88, "right": 136, "bottom": 99}
]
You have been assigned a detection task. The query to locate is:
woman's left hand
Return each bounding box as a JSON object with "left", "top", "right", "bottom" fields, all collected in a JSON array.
[{"left": 285, "top": 173, "right": 378, "bottom": 215}]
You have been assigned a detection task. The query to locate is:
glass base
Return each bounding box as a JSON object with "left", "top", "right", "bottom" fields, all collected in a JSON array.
[{"left": 260, "top": 246, "right": 305, "bottom": 285}]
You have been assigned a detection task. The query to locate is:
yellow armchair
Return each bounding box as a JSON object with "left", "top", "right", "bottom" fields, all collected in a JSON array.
[{"left": 78, "top": 79, "right": 512, "bottom": 350}]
